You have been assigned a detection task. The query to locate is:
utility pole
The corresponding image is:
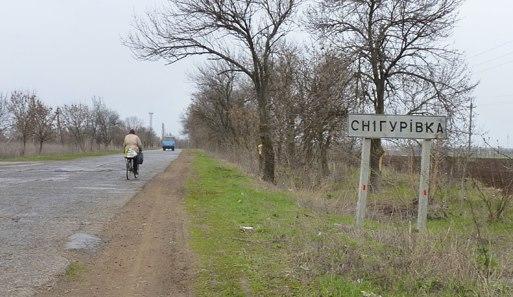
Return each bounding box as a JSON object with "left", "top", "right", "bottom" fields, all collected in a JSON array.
[
  {"left": 56, "top": 107, "right": 64, "bottom": 145},
  {"left": 468, "top": 101, "right": 474, "bottom": 152},
  {"left": 161, "top": 123, "right": 165, "bottom": 140},
  {"left": 149, "top": 112, "right": 154, "bottom": 132},
  {"left": 149, "top": 112, "right": 154, "bottom": 147}
]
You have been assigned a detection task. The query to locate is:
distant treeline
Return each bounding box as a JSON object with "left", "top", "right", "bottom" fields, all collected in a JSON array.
[{"left": 0, "top": 91, "right": 159, "bottom": 156}]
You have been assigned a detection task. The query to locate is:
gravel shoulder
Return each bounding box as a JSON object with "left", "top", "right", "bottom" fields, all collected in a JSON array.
[{"left": 36, "top": 151, "right": 196, "bottom": 297}]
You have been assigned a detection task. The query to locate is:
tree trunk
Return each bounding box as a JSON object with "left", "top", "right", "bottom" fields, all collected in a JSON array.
[
  {"left": 79, "top": 137, "right": 85, "bottom": 152},
  {"left": 370, "top": 138, "right": 384, "bottom": 191},
  {"left": 276, "top": 131, "right": 283, "bottom": 165},
  {"left": 286, "top": 114, "right": 296, "bottom": 168},
  {"left": 370, "top": 78, "right": 386, "bottom": 191},
  {"left": 256, "top": 85, "right": 275, "bottom": 183},
  {"left": 38, "top": 141, "right": 43, "bottom": 154},
  {"left": 319, "top": 134, "right": 330, "bottom": 177},
  {"left": 21, "top": 138, "right": 26, "bottom": 156}
]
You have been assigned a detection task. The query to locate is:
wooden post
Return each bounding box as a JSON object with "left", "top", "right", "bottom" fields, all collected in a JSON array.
[
  {"left": 355, "top": 138, "right": 371, "bottom": 227},
  {"left": 417, "top": 139, "right": 432, "bottom": 231}
]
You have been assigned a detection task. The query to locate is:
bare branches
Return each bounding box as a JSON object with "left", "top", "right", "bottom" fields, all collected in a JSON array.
[
  {"left": 61, "top": 103, "right": 90, "bottom": 151},
  {"left": 310, "top": 0, "right": 473, "bottom": 117},
  {"left": 31, "top": 98, "right": 55, "bottom": 153},
  {"left": 7, "top": 91, "right": 36, "bottom": 155},
  {"left": 126, "top": 0, "right": 299, "bottom": 80},
  {"left": 185, "top": 62, "right": 256, "bottom": 149},
  {"left": 127, "top": 0, "right": 300, "bottom": 182},
  {"left": 0, "top": 94, "right": 8, "bottom": 137},
  {"left": 309, "top": 0, "right": 475, "bottom": 187},
  {"left": 0, "top": 90, "right": 162, "bottom": 156}
]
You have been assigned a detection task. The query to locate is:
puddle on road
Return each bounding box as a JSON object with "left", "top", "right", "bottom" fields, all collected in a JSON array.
[
  {"left": 0, "top": 175, "right": 69, "bottom": 186},
  {"left": 65, "top": 233, "right": 101, "bottom": 251},
  {"left": 74, "top": 186, "right": 130, "bottom": 191},
  {"left": 0, "top": 178, "right": 26, "bottom": 185}
]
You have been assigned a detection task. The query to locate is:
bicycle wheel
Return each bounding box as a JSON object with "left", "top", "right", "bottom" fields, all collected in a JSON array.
[{"left": 126, "top": 158, "right": 131, "bottom": 180}]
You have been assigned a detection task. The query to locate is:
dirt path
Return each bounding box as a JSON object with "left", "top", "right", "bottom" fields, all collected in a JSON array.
[{"left": 37, "top": 152, "right": 195, "bottom": 297}]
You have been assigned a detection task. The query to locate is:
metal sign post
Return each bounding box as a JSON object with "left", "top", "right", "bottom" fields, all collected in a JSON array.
[
  {"left": 355, "top": 138, "right": 371, "bottom": 227},
  {"left": 417, "top": 139, "right": 432, "bottom": 230},
  {"left": 347, "top": 114, "right": 447, "bottom": 231}
]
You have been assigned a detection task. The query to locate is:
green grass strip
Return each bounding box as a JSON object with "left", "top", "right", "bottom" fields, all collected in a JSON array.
[{"left": 185, "top": 152, "right": 375, "bottom": 296}]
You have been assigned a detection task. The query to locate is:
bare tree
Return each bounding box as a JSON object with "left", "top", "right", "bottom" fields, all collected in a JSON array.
[
  {"left": 127, "top": 0, "right": 300, "bottom": 183},
  {"left": 0, "top": 94, "right": 9, "bottom": 138},
  {"left": 88, "top": 97, "right": 103, "bottom": 150},
  {"left": 31, "top": 98, "right": 55, "bottom": 153},
  {"left": 301, "top": 52, "right": 350, "bottom": 176},
  {"left": 8, "top": 91, "right": 36, "bottom": 155},
  {"left": 123, "top": 116, "right": 159, "bottom": 148},
  {"left": 310, "top": 0, "right": 475, "bottom": 189},
  {"left": 270, "top": 49, "right": 351, "bottom": 176},
  {"left": 188, "top": 64, "right": 250, "bottom": 148},
  {"left": 124, "top": 116, "right": 144, "bottom": 132},
  {"left": 62, "top": 104, "right": 90, "bottom": 151},
  {"left": 90, "top": 97, "right": 122, "bottom": 149},
  {"left": 97, "top": 110, "right": 122, "bottom": 148},
  {"left": 55, "top": 107, "right": 65, "bottom": 145}
]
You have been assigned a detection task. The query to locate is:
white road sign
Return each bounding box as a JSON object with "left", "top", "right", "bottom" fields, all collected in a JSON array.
[{"left": 347, "top": 114, "right": 447, "bottom": 139}]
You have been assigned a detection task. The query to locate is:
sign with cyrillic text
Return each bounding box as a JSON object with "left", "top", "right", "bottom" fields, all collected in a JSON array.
[{"left": 347, "top": 114, "right": 447, "bottom": 139}]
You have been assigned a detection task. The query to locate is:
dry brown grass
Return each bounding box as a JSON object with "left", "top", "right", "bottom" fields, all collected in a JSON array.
[
  {"left": 0, "top": 141, "right": 120, "bottom": 159},
  {"left": 287, "top": 216, "right": 513, "bottom": 296},
  {"left": 198, "top": 147, "right": 513, "bottom": 295}
]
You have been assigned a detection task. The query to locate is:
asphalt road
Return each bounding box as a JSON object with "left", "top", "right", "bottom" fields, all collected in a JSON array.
[{"left": 0, "top": 150, "right": 181, "bottom": 297}]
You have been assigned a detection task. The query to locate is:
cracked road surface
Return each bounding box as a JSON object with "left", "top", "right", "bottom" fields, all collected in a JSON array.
[{"left": 0, "top": 150, "right": 180, "bottom": 296}]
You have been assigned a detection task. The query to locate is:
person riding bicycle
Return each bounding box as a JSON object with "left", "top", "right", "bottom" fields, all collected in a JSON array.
[{"left": 123, "top": 129, "right": 143, "bottom": 176}]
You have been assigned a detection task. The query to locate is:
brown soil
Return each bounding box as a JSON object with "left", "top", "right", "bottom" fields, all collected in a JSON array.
[{"left": 37, "top": 152, "right": 196, "bottom": 297}]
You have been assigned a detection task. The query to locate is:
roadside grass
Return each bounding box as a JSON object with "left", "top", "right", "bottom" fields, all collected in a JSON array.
[
  {"left": 186, "top": 152, "right": 375, "bottom": 296},
  {"left": 64, "top": 261, "right": 86, "bottom": 281},
  {"left": 187, "top": 152, "right": 512, "bottom": 296},
  {"left": 0, "top": 150, "right": 121, "bottom": 162}
]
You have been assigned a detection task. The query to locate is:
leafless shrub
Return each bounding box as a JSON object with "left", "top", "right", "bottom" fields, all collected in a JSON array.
[
  {"left": 183, "top": 63, "right": 260, "bottom": 167},
  {"left": 31, "top": 98, "right": 56, "bottom": 153},
  {"left": 471, "top": 179, "right": 512, "bottom": 223},
  {"left": 8, "top": 91, "right": 36, "bottom": 155},
  {"left": 124, "top": 116, "right": 144, "bottom": 131},
  {"left": 91, "top": 98, "right": 123, "bottom": 149},
  {"left": 0, "top": 93, "right": 8, "bottom": 137},
  {"left": 61, "top": 103, "right": 90, "bottom": 151}
]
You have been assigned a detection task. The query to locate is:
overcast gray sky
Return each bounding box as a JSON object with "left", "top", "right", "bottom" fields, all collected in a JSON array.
[
  {"left": 0, "top": 0, "right": 512, "bottom": 146},
  {"left": 453, "top": 0, "right": 513, "bottom": 147},
  {"left": 0, "top": 0, "right": 193, "bottom": 137}
]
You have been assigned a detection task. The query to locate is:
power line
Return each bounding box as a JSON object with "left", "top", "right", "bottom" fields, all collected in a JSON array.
[
  {"left": 478, "top": 59, "right": 513, "bottom": 73},
  {"left": 478, "top": 100, "right": 513, "bottom": 107},
  {"left": 484, "top": 94, "right": 513, "bottom": 98},
  {"left": 468, "top": 39, "right": 513, "bottom": 58},
  {"left": 472, "top": 49, "right": 513, "bottom": 67}
]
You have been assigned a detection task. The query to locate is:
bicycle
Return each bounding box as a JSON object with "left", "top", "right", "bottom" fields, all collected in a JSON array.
[
  {"left": 125, "top": 157, "right": 138, "bottom": 180},
  {"left": 125, "top": 148, "right": 138, "bottom": 180}
]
